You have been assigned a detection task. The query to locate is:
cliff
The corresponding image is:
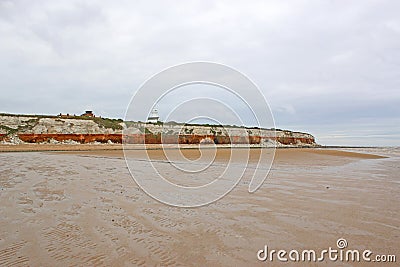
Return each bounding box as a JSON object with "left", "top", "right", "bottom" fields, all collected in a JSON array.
[{"left": 0, "top": 113, "right": 317, "bottom": 147}]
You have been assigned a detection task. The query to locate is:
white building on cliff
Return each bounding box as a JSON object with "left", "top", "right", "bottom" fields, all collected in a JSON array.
[{"left": 147, "top": 108, "right": 160, "bottom": 123}]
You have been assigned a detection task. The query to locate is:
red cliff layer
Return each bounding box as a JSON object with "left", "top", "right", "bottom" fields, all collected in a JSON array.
[{"left": 13, "top": 133, "right": 315, "bottom": 145}]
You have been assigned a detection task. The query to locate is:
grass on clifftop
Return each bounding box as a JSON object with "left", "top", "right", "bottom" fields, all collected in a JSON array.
[
  {"left": 0, "top": 113, "right": 311, "bottom": 135},
  {"left": 0, "top": 113, "right": 123, "bottom": 131},
  {"left": 92, "top": 117, "right": 123, "bottom": 130}
]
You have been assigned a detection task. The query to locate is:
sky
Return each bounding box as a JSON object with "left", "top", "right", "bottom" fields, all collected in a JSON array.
[{"left": 0, "top": 0, "right": 399, "bottom": 146}]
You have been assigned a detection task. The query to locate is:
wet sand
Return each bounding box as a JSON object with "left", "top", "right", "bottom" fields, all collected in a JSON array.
[
  {"left": 0, "top": 147, "right": 398, "bottom": 266},
  {"left": 59, "top": 146, "right": 385, "bottom": 161}
]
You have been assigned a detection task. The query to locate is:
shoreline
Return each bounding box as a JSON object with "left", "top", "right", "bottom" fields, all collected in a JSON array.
[
  {"left": 0, "top": 144, "right": 386, "bottom": 163},
  {"left": 0, "top": 143, "right": 395, "bottom": 153}
]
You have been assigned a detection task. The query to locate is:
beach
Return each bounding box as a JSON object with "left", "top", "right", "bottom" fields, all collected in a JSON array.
[{"left": 0, "top": 147, "right": 398, "bottom": 266}]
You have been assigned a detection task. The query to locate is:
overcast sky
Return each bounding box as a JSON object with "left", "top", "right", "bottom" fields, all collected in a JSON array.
[{"left": 0, "top": 0, "right": 399, "bottom": 146}]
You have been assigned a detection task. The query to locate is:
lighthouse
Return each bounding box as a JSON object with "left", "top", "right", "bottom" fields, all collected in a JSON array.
[{"left": 147, "top": 108, "right": 160, "bottom": 123}]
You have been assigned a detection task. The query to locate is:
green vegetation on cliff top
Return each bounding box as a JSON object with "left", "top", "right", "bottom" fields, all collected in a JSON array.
[{"left": 0, "top": 112, "right": 311, "bottom": 135}]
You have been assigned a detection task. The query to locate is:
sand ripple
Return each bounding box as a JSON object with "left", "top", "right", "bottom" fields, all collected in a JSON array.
[{"left": 0, "top": 149, "right": 398, "bottom": 266}]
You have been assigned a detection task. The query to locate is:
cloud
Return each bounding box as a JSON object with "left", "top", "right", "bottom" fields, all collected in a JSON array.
[{"left": 0, "top": 0, "right": 399, "bottom": 145}]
